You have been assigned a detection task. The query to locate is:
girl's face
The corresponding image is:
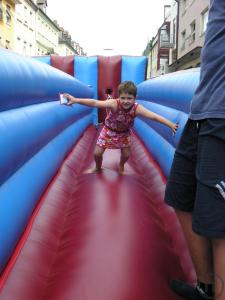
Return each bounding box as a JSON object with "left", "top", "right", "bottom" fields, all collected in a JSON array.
[{"left": 119, "top": 92, "right": 135, "bottom": 110}]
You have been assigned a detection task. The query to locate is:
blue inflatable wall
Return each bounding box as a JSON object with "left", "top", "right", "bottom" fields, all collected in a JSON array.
[
  {"left": 34, "top": 55, "right": 148, "bottom": 100},
  {"left": 0, "top": 49, "right": 94, "bottom": 273},
  {"left": 33, "top": 55, "right": 51, "bottom": 65},
  {"left": 122, "top": 56, "right": 147, "bottom": 84},
  {"left": 135, "top": 69, "right": 200, "bottom": 177},
  {"left": 136, "top": 69, "right": 200, "bottom": 113}
]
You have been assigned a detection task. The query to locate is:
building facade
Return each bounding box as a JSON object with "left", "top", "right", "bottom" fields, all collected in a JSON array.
[
  {"left": 170, "top": 0, "right": 210, "bottom": 71},
  {"left": 11, "top": 0, "right": 84, "bottom": 56},
  {"left": 146, "top": 15, "right": 172, "bottom": 78},
  {"left": 14, "top": 0, "right": 36, "bottom": 55},
  {"left": 36, "top": 7, "right": 60, "bottom": 55},
  {"left": 144, "top": 0, "right": 210, "bottom": 76},
  {"left": 168, "top": 0, "right": 178, "bottom": 66},
  {"left": 57, "top": 29, "right": 77, "bottom": 56},
  {"left": 146, "top": 35, "right": 158, "bottom": 79},
  {"left": 0, "top": 0, "right": 19, "bottom": 50}
]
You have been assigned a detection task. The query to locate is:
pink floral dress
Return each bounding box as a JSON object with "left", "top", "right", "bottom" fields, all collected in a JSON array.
[{"left": 97, "top": 99, "right": 139, "bottom": 149}]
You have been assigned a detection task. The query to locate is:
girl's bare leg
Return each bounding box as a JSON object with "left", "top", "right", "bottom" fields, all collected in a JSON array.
[
  {"left": 119, "top": 147, "right": 131, "bottom": 174},
  {"left": 93, "top": 145, "right": 105, "bottom": 171}
]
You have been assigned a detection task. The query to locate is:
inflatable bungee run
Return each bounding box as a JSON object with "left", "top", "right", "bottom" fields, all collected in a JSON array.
[{"left": 0, "top": 48, "right": 200, "bottom": 300}]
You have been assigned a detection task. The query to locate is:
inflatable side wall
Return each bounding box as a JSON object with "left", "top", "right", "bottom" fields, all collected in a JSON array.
[
  {"left": 0, "top": 51, "right": 148, "bottom": 274},
  {"left": 135, "top": 69, "right": 200, "bottom": 177},
  {"left": 34, "top": 54, "right": 148, "bottom": 98},
  {"left": 0, "top": 49, "right": 94, "bottom": 273}
]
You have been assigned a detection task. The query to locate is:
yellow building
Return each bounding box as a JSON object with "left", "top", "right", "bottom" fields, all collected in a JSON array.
[{"left": 0, "top": 0, "right": 19, "bottom": 50}]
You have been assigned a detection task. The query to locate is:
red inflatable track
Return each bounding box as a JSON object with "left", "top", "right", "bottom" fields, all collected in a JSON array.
[{"left": 0, "top": 126, "right": 195, "bottom": 300}]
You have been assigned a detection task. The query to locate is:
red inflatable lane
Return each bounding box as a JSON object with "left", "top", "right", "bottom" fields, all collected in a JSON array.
[
  {"left": 0, "top": 127, "right": 194, "bottom": 300},
  {"left": 98, "top": 55, "right": 122, "bottom": 122}
]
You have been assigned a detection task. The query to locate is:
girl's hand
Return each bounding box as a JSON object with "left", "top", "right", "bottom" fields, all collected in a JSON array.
[
  {"left": 63, "top": 93, "right": 74, "bottom": 105},
  {"left": 172, "top": 122, "right": 179, "bottom": 136}
]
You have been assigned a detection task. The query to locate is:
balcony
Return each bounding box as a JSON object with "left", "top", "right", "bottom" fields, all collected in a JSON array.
[
  {"left": 160, "top": 35, "right": 175, "bottom": 49},
  {"left": 160, "top": 41, "right": 175, "bottom": 49},
  {"left": 59, "top": 36, "right": 72, "bottom": 44}
]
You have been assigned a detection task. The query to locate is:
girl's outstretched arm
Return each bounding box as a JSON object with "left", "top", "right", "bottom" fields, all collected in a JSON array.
[
  {"left": 63, "top": 93, "right": 117, "bottom": 109},
  {"left": 136, "top": 104, "right": 179, "bottom": 135}
]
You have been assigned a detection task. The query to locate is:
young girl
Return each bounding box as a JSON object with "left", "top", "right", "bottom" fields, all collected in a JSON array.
[{"left": 63, "top": 81, "right": 178, "bottom": 174}]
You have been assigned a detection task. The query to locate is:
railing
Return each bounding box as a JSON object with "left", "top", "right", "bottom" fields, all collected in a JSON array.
[{"left": 160, "top": 35, "right": 175, "bottom": 49}]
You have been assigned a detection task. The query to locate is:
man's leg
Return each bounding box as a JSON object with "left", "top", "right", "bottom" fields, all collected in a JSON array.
[
  {"left": 165, "top": 120, "right": 214, "bottom": 299},
  {"left": 176, "top": 210, "right": 213, "bottom": 284},
  {"left": 212, "top": 239, "right": 225, "bottom": 300},
  {"left": 119, "top": 147, "right": 130, "bottom": 174},
  {"left": 170, "top": 210, "right": 214, "bottom": 299},
  {"left": 191, "top": 119, "right": 225, "bottom": 299}
]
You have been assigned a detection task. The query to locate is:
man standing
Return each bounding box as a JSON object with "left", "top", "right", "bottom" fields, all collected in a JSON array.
[{"left": 165, "top": 1, "right": 225, "bottom": 299}]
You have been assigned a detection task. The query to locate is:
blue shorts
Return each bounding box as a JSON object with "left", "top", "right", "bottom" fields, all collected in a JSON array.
[{"left": 165, "top": 118, "right": 225, "bottom": 238}]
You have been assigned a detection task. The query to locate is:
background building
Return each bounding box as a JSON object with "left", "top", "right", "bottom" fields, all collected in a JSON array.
[
  {"left": 146, "top": 35, "right": 158, "bottom": 78},
  {"left": 36, "top": 5, "right": 60, "bottom": 55},
  {"left": 168, "top": 0, "right": 178, "bottom": 66},
  {"left": 0, "top": 0, "right": 20, "bottom": 50},
  {"left": 145, "top": 6, "right": 172, "bottom": 79},
  {"left": 144, "top": 0, "right": 210, "bottom": 76},
  {"left": 170, "top": 0, "right": 210, "bottom": 71},
  {"left": 15, "top": 0, "right": 36, "bottom": 55},
  {"left": 1, "top": 0, "right": 85, "bottom": 56},
  {"left": 53, "top": 19, "right": 85, "bottom": 56}
]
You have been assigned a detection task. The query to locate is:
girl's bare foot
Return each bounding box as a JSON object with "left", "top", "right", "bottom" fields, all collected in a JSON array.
[{"left": 84, "top": 167, "right": 102, "bottom": 174}]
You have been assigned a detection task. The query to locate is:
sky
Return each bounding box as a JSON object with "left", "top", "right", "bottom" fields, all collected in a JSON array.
[{"left": 46, "top": 0, "right": 171, "bottom": 56}]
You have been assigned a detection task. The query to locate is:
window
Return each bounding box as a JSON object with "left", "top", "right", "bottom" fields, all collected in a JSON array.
[
  {"left": 190, "top": 21, "right": 196, "bottom": 44},
  {"left": 5, "top": 40, "right": 10, "bottom": 49},
  {"left": 201, "top": 9, "right": 209, "bottom": 34},
  {"left": 29, "top": 44, "right": 32, "bottom": 55},
  {"left": 23, "top": 41, "right": 27, "bottom": 55},
  {"left": 24, "top": 6, "right": 28, "bottom": 24},
  {"left": 6, "top": 5, "right": 11, "bottom": 25},
  {"left": 160, "top": 24, "right": 170, "bottom": 48},
  {"left": 182, "top": 0, "right": 187, "bottom": 14},
  {"left": 16, "top": 2, "right": 22, "bottom": 19},
  {"left": 30, "top": 11, "right": 33, "bottom": 27},
  {"left": 181, "top": 30, "right": 186, "bottom": 50},
  {"left": 173, "top": 18, "right": 176, "bottom": 44},
  {"left": 0, "top": 0, "right": 3, "bottom": 21},
  {"left": 17, "top": 37, "right": 23, "bottom": 54},
  {"left": 160, "top": 26, "right": 169, "bottom": 42}
]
